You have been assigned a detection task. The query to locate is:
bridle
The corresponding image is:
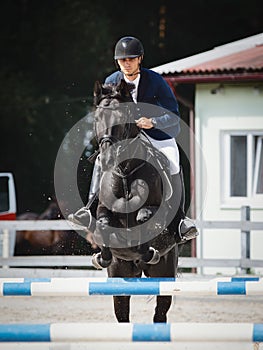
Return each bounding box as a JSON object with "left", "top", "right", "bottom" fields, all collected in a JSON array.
[
  {"left": 95, "top": 99, "right": 144, "bottom": 181},
  {"left": 95, "top": 100, "right": 138, "bottom": 150}
]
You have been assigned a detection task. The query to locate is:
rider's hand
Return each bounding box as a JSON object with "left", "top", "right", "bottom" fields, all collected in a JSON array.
[{"left": 135, "top": 117, "right": 154, "bottom": 129}]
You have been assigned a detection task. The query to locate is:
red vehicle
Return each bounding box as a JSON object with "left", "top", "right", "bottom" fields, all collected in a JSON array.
[
  {"left": 0, "top": 173, "right": 16, "bottom": 256},
  {"left": 0, "top": 173, "right": 16, "bottom": 220}
]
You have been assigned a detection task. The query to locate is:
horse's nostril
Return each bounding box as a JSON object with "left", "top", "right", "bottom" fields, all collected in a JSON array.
[{"left": 98, "top": 217, "right": 110, "bottom": 225}]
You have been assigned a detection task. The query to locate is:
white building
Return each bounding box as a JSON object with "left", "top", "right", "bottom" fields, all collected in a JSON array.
[{"left": 153, "top": 33, "right": 263, "bottom": 274}]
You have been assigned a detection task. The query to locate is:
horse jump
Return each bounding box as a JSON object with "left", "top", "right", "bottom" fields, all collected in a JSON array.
[
  {"left": 0, "top": 277, "right": 262, "bottom": 296},
  {"left": 0, "top": 322, "right": 262, "bottom": 342},
  {"left": 0, "top": 276, "right": 260, "bottom": 283},
  {"left": 1, "top": 276, "right": 262, "bottom": 347}
]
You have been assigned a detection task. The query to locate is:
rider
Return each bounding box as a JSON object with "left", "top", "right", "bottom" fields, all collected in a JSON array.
[{"left": 69, "top": 36, "right": 198, "bottom": 243}]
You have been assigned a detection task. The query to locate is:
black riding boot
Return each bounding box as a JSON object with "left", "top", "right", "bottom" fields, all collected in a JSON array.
[
  {"left": 68, "top": 158, "right": 101, "bottom": 231},
  {"left": 168, "top": 168, "right": 199, "bottom": 244}
]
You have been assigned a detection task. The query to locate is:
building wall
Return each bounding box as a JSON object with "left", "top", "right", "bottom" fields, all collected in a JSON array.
[{"left": 195, "top": 82, "right": 263, "bottom": 274}]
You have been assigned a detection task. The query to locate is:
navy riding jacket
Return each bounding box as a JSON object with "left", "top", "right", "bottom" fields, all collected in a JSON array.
[{"left": 104, "top": 68, "right": 180, "bottom": 140}]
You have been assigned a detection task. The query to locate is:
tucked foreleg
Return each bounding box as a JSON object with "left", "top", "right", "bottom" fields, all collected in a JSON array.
[{"left": 92, "top": 212, "right": 113, "bottom": 269}]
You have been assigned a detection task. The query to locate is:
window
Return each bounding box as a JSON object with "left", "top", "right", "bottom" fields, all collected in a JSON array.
[
  {"left": 253, "top": 136, "right": 263, "bottom": 194},
  {"left": 221, "top": 131, "right": 263, "bottom": 207},
  {"left": 230, "top": 135, "right": 247, "bottom": 196},
  {"left": 0, "top": 176, "right": 9, "bottom": 213}
]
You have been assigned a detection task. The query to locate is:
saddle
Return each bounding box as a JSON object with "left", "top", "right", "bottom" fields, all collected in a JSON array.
[{"left": 136, "top": 136, "right": 173, "bottom": 201}]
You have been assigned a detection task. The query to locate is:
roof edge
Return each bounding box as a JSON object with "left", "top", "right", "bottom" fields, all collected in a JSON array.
[
  {"left": 152, "top": 32, "right": 263, "bottom": 74},
  {"left": 165, "top": 72, "right": 263, "bottom": 84}
]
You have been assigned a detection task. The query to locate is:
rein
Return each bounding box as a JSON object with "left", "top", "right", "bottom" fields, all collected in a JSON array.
[{"left": 113, "top": 158, "right": 146, "bottom": 179}]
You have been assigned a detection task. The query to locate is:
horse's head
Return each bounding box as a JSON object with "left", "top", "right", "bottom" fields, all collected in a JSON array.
[
  {"left": 94, "top": 80, "right": 139, "bottom": 171},
  {"left": 94, "top": 79, "right": 132, "bottom": 107}
]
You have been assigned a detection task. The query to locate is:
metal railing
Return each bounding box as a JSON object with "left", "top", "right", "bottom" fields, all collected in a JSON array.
[{"left": 0, "top": 206, "right": 262, "bottom": 272}]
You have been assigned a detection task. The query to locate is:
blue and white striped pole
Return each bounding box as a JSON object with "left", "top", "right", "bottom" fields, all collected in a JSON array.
[
  {"left": 0, "top": 279, "right": 262, "bottom": 296},
  {"left": 0, "top": 276, "right": 260, "bottom": 283},
  {"left": 0, "top": 323, "right": 262, "bottom": 342}
]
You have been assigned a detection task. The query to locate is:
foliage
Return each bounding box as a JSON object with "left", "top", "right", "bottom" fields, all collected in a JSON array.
[{"left": 0, "top": 0, "right": 262, "bottom": 212}]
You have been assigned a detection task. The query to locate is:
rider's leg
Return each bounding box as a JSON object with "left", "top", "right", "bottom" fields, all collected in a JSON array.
[
  {"left": 68, "top": 157, "right": 101, "bottom": 230},
  {"left": 170, "top": 167, "right": 198, "bottom": 243},
  {"left": 146, "top": 136, "right": 198, "bottom": 243}
]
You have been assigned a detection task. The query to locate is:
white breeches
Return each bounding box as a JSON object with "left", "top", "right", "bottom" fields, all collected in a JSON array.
[{"left": 140, "top": 133, "right": 180, "bottom": 175}]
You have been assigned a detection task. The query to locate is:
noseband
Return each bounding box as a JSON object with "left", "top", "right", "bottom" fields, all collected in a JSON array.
[{"left": 98, "top": 135, "right": 119, "bottom": 146}]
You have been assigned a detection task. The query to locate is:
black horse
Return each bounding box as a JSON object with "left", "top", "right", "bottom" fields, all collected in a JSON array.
[{"left": 91, "top": 80, "right": 179, "bottom": 323}]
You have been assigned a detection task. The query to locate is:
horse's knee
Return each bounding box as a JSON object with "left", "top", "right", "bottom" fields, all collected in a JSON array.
[
  {"left": 95, "top": 215, "right": 111, "bottom": 246},
  {"left": 136, "top": 208, "right": 153, "bottom": 223}
]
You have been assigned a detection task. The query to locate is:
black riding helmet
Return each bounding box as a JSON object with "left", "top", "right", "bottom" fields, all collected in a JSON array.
[{"left": 114, "top": 36, "right": 144, "bottom": 60}]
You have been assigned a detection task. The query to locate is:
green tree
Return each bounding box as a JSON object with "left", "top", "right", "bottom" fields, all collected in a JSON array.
[{"left": 0, "top": 0, "right": 262, "bottom": 213}]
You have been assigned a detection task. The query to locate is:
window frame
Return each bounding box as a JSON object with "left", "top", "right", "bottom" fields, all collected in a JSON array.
[{"left": 221, "top": 130, "right": 263, "bottom": 208}]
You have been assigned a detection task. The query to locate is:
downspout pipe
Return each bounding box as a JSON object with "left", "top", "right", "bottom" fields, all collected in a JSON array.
[{"left": 166, "top": 79, "right": 197, "bottom": 264}]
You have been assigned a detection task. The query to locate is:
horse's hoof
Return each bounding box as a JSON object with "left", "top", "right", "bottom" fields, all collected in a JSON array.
[
  {"left": 143, "top": 247, "right": 160, "bottom": 265},
  {"left": 92, "top": 253, "right": 103, "bottom": 269},
  {"left": 92, "top": 252, "right": 112, "bottom": 269}
]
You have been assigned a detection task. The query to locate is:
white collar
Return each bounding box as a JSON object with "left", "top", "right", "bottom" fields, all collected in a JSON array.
[
  {"left": 123, "top": 74, "right": 140, "bottom": 86},
  {"left": 123, "top": 74, "right": 140, "bottom": 102}
]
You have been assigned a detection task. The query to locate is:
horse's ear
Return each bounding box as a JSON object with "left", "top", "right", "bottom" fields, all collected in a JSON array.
[
  {"left": 94, "top": 81, "right": 102, "bottom": 97},
  {"left": 119, "top": 79, "right": 132, "bottom": 98},
  {"left": 94, "top": 81, "right": 102, "bottom": 106},
  {"left": 119, "top": 79, "right": 127, "bottom": 91}
]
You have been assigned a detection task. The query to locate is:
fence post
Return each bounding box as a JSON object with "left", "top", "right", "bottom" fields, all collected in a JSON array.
[
  {"left": 2, "top": 229, "right": 9, "bottom": 269},
  {"left": 241, "top": 206, "right": 250, "bottom": 274}
]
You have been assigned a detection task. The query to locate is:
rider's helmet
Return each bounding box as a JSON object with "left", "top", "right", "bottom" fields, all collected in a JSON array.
[{"left": 114, "top": 36, "right": 144, "bottom": 60}]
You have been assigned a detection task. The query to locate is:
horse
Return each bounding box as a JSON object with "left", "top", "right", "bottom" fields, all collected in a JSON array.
[
  {"left": 15, "top": 200, "right": 98, "bottom": 256},
  {"left": 90, "top": 80, "right": 179, "bottom": 323}
]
